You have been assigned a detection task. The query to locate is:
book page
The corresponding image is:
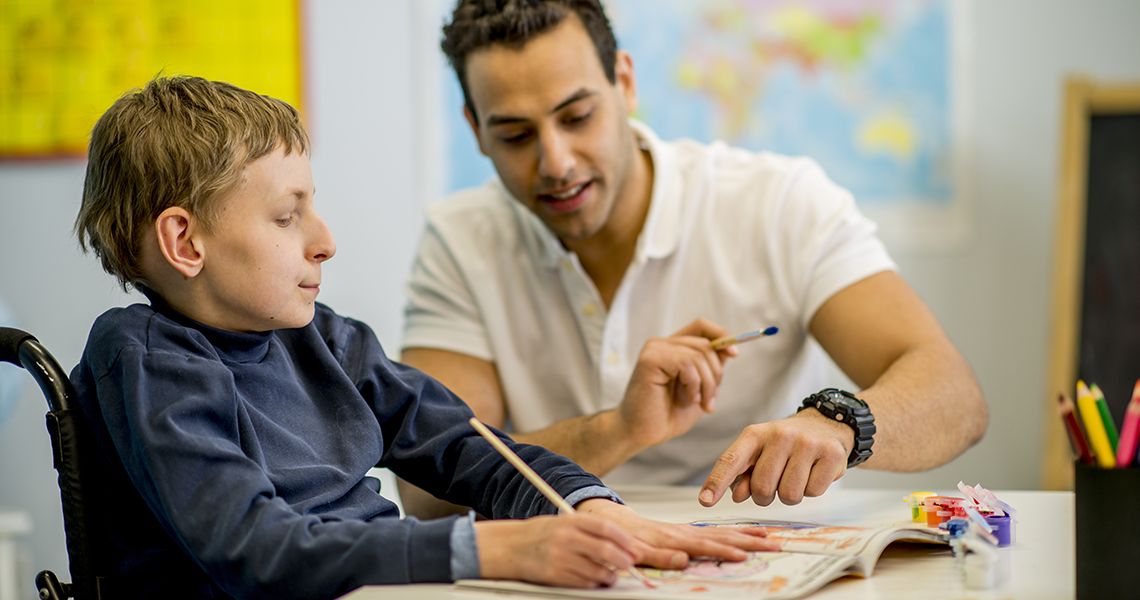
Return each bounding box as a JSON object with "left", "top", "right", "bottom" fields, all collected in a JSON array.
[
  {"left": 692, "top": 518, "right": 877, "bottom": 555},
  {"left": 458, "top": 551, "right": 850, "bottom": 599},
  {"left": 694, "top": 518, "right": 949, "bottom": 577},
  {"left": 457, "top": 519, "right": 949, "bottom": 599}
]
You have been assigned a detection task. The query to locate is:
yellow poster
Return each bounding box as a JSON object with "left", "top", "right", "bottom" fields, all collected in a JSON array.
[{"left": 0, "top": 0, "right": 303, "bottom": 158}]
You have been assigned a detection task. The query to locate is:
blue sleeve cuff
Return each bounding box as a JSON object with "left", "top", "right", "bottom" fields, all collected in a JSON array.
[
  {"left": 564, "top": 485, "right": 624, "bottom": 510},
  {"left": 449, "top": 511, "right": 479, "bottom": 580}
]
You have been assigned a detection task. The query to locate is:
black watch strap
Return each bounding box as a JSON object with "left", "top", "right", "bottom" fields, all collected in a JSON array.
[{"left": 798, "top": 388, "right": 876, "bottom": 468}]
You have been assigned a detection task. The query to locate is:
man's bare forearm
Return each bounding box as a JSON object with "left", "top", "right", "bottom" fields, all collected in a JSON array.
[
  {"left": 511, "top": 409, "right": 645, "bottom": 477},
  {"left": 858, "top": 341, "right": 987, "bottom": 471}
]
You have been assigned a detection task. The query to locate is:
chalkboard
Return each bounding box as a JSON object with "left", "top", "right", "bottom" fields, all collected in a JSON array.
[{"left": 1044, "top": 80, "right": 1140, "bottom": 489}]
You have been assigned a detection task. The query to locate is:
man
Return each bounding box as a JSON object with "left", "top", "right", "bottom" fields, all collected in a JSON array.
[{"left": 399, "top": 0, "right": 986, "bottom": 514}]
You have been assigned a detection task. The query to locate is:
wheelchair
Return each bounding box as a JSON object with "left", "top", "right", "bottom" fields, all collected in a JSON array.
[{"left": 0, "top": 327, "right": 111, "bottom": 599}]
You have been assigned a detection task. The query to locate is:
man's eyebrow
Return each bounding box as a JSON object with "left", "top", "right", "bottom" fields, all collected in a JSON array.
[{"left": 484, "top": 88, "right": 597, "bottom": 127}]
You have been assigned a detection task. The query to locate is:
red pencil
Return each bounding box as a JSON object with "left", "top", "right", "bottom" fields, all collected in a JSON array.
[
  {"left": 1114, "top": 380, "right": 1140, "bottom": 468},
  {"left": 1058, "top": 393, "right": 1094, "bottom": 464}
]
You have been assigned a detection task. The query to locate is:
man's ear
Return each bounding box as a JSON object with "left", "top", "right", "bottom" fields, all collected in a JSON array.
[
  {"left": 154, "top": 207, "right": 205, "bottom": 279},
  {"left": 614, "top": 50, "right": 638, "bottom": 115},
  {"left": 463, "top": 106, "right": 490, "bottom": 156}
]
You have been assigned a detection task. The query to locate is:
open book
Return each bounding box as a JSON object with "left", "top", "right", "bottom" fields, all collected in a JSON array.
[{"left": 457, "top": 518, "right": 950, "bottom": 599}]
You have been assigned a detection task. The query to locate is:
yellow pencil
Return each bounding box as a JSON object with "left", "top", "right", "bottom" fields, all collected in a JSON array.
[
  {"left": 467, "top": 418, "right": 655, "bottom": 588},
  {"left": 1076, "top": 380, "right": 1116, "bottom": 468}
]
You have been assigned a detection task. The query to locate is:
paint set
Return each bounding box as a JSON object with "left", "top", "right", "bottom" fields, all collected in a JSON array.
[
  {"left": 903, "top": 484, "right": 1014, "bottom": 547},
  {"left": 904, "top": 483, "right": 1015, "bottom": 590}
]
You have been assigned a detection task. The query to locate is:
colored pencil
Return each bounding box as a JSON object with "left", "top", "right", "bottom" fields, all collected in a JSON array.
[
  {"left": 1090, "top": 383, "right": 1120, "bottom": 451},
  {"left": 1058, "top": 393, "right": 1094, "bottom": 464},
  {"left": 467, "top": 418, "right": 655, "bottom": 588},
  {"left": 1077, "top": 380, "right": 1116, "bottom": 468},
  {"left": 1115, "top": 380, "right": 1140, "bottom": 468},
  {"left": 710, "top": 326, "right": 779, "bottom": 351}
]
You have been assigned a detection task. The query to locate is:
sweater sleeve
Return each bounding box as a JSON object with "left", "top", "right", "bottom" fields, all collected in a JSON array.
[
  {"left": 89, "top": 332, "right": 461, "bottom": 598},
  {"left": 334, "top": 315, "right": 610, "bottom": 520}
]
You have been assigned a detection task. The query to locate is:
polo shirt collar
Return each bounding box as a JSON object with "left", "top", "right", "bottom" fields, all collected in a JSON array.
[
  {"left": 505, "top": 119, "right": 683, "bottom": 269},
  {"left": 632, "top": 120, "right": 682, "bottom": 262}
]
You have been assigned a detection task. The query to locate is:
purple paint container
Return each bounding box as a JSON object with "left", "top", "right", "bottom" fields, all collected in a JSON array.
[{"left": 984, "top": 514, "right": 1012, "bottom": 547}]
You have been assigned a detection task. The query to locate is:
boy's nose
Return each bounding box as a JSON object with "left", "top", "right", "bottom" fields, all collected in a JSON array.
[{"left": 309, "top": 216, "right": 336, "bottom": 262}]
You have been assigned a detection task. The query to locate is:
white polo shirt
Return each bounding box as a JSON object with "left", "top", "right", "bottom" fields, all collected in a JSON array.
[{"left": 402, "top": 121, "right": 896, "bottom": 485}]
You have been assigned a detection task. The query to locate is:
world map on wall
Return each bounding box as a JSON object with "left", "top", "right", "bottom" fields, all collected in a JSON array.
[{"left": 439, "top": 0, "right": 953, "bottom": 208}]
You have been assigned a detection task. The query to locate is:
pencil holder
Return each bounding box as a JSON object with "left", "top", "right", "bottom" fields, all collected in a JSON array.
[{"left": 1075, "top": 462, "right": 1140, "bottom": 599}]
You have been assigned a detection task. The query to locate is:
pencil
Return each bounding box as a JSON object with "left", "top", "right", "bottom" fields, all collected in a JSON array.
[
  {"left": 1115, "top": 380, "right": 1140, "bottom": 468},
  {"left": 1076, "top": 380, "right": 1115, "bottom": 468},
  {"left": 467, "top": 418, "right": 655, "bottom": 588},
  {"left": 1089, "top": 383, "right": 1120, "bottom": 451},
  {"left": 1057, "top": 393, "right": 1093, "bottom": 464},
  {"left": 710, "top": 326, "right": 779, "bottom": 351}
]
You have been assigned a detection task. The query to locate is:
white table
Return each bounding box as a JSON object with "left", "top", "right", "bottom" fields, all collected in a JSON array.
[
  {"left": 343, "top": 487, "right": 1074, "bottom": 600},
  {"left": 0, "top": 509, "right": 31, "bottom": 600}
]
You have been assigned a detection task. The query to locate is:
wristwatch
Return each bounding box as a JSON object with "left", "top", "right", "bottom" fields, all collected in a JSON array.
[{"left": 798, "top": 388, "right": 876, "bottom": 468}]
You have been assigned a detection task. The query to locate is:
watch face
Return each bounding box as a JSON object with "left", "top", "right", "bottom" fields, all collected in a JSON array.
[{"left": 827, "top": 390, "right": 865, "bottom": 409}]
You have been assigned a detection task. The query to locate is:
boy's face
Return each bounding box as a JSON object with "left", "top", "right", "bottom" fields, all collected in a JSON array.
[
  {"left": 194, "top": 147, "right": 335, "bottom": 332},
  {"left": 462, "top": 14, "right": 639, "bottom": 244}
]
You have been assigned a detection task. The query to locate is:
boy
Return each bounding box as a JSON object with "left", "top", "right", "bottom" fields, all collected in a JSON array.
[{"left": 70, "top": 76, "right": 773, "bottom": 599}]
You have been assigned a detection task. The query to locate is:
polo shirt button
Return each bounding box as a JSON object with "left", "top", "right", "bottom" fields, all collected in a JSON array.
[
  {"left": 606, "top": 352, "right": 620, "bottom": 365},
  {"left": 561, "top": 259, "right": 573, "bottom": 270},
  {"left": 582, "top": 303, "right": 598, "bottom": 317}
]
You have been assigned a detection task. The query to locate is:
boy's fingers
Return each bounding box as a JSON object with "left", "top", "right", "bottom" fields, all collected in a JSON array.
[
  {"left": 571, "top": 514, "right": 636, "bottom": 552},
  {"left": 631, "top": 541, "right": 689, "bottom": 569},
  {"left": 707, "top": 529, "right": 783, "bottom": 552},
  {"left": 587, "top": 540, "right": 635, "bottom": 573},
  {"left": 562, "top": 558, "right": 617, "bottom": 588},
  {"left": 670, "top": 525, "right": 781, "bottom": 556},
  {"left": 732, "top": 526, "right": 771, "bottom": 538}
]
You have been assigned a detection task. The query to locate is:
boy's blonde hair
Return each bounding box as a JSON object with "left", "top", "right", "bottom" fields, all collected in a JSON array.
[{"left": 75, "top": 76, "right": 309, "bottom": 290}]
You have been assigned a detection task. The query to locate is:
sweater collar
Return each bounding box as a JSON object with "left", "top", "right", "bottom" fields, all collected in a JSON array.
[{"left": 140, "top": 286, "right": 274, "bottom": 363}]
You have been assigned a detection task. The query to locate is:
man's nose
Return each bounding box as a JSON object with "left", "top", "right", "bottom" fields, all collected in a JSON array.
[{"left": 537, "top": 131, "right": 575, "bottom": 181}]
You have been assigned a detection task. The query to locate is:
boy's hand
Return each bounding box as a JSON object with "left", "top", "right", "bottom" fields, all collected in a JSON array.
[
  {"left": 575, "top": 499, "right": 779, "bottom": 569},
  {"left": 474, "top": 513, "right": 638, "bottom": 588}
]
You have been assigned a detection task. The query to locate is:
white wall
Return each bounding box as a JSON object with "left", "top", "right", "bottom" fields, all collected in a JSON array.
[{"left": 1, "top": 0, "right": 1139, "bottom": 585}]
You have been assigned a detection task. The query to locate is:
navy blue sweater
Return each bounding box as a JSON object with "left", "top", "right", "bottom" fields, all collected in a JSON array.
[{"left": 70, "top": 299, "right": 607, "bottom": 599}]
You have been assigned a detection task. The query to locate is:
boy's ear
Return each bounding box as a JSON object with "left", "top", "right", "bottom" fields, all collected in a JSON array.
[
  {"left": 154, "top": 207, "right": 205, "bottom": 279},
  {"left": 463, "top": 106, "right": 489, "bottom": 156}
]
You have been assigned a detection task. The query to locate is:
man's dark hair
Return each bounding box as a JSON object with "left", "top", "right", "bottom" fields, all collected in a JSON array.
[{"left": 441, "top": 0, "right": 618, "bottom": 122}]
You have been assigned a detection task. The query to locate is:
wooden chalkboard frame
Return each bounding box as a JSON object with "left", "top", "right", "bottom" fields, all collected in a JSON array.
[{"left": 1042, "top": 78, "right": 1140, "bottom": 489}]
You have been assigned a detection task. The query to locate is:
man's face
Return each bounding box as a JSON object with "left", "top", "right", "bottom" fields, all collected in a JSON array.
[
  {"left": 463, "top": 14, "right": 639, "bottom": 244},
  {"left": 194, "top": 147, "right": 336, "bottom": 332}
]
